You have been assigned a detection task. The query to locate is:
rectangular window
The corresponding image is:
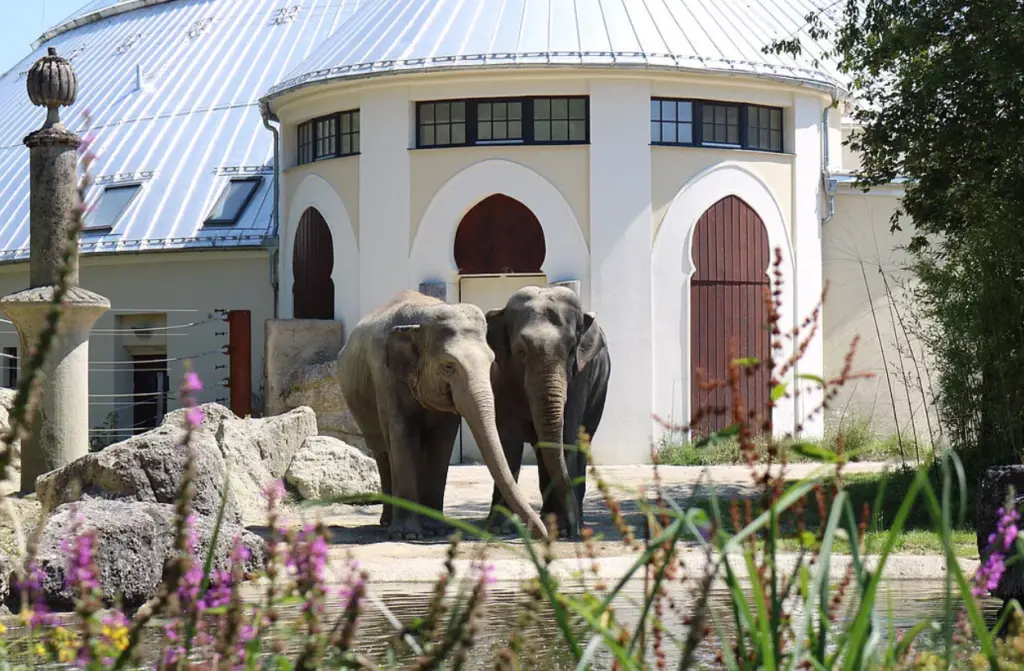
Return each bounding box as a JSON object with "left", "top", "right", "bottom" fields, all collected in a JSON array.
[
  {"left": 2, "top": 347, "right": 16, "bottom": 389},
  {"left": 297, "top": 109, "right": 360, "bottom": 165},
  {"left": 415, "top": 96, "right": 590, "bottom": 148},
  {"left": 314, "top": 116, "right": 337, "bottom": 160},
  {"left": 418, "top": 101, "right": 468, "bottom": 148},
  {"left": 533, "top": 97, "right": 588, "bottom": 143},
  {"left": 747, "top": 104, "right": 783, "bottom": 152},
  {"left": 84, "top": 183, "right": 142, "bottom": 232},
  {"left": 650, "top": 99, "right": 784, "bottom": 153},
  {"left": 650, "top": 99, "right": 694, "bottom": 145},
  {"left": 476, "top": 100, "right": 523, "bottom": 143},
  {"left": 297, "top": 121, "right": 314, "bottom": 165},
  {"left": 340, "top": 109, "right": 360, "bottom": 156},
  {"left": 702, "top": 103, "right": 741, "bottom": 147},
  {"left": 204, "top": 177, "right": 262, "bottom": 226}
]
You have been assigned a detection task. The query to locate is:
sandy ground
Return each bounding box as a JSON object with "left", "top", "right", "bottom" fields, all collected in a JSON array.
[{"left": 259, "top": 462, "right": 977, "bottom": 587}]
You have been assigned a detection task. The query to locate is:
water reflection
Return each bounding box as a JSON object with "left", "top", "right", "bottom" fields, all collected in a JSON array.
[
  {"left": 0, "top": 579, "right": 1004, "bottom": 669},
  {"left": 271, "top": 579, "right": 1003, "bottom": 669}
]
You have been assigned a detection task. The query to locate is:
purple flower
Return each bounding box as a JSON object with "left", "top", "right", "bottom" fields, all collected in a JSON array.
[
  {"left": 974, "top": 503, "right": 1021, "bottom": 598},
  {"left": 186, "top": 406, "right": 204, "bottom": 428},
  {"left": 183, "top": 371, "right": 203, "bottom": 394}
]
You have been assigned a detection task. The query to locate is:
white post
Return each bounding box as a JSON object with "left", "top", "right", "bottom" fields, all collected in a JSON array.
[{"left": 588, "top": 80, "right": 654, "bottom": 464}]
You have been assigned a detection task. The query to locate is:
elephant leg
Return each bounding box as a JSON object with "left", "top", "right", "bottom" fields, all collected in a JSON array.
[
  {"left": 385, "top": 414, "right": 427, "bottom": 541},
  {"left": 419, "top": 412, "right": 460, "bottom": 536},
  {"left": 487, "top": 424, "right": 527, "bottom": 535},
  {"left": 562, "top": 401, "right": 589, "bottom": 531},
  {"left": 361, "top": 431, "right": 393, "bottom": 528}
]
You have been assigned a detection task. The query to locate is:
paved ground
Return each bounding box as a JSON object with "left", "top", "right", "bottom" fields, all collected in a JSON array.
[{"left": 259, "top": 461, "right": 976, "bottom": 586}]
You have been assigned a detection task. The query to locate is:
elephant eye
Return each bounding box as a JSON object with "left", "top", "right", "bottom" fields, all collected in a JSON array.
[{"left": 441, "top": 361, "right": 456, "bottom": 377}]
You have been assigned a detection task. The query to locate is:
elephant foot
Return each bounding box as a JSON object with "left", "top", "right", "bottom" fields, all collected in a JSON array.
[
  {"left": 388, "top": 518, "right": 426, "bottom": 541},
  {"left": 421, "top": 517, "right": 454, "bottom": 537},
  {"left": 485, "top": 512, "right": 520, "bottom": 536}
]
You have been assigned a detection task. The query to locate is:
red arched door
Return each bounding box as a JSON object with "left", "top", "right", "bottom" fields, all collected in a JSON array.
[
  {"left": 690, "top": 196, "right": 771, "bottom": 437},
  {"left": 454, "top": 194, "right": 546, "bottom": 274},
  {"left": 292, "top": 207, "right": 335, "bottom": 320}
]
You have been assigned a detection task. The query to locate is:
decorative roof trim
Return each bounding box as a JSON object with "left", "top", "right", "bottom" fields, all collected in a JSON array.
[
  {"left": 261, "top": 56, "right": 845, "bottom": 112},
  {"left": 32, "top": 0, "right": 177, "bottom": 49},
  {"left": 0, "top": 233, "right": 274, "bottom": 264}
]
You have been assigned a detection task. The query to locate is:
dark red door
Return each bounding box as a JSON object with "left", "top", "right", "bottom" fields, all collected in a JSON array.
[
  {"left": 454, "top": 194, "right": 546, "bottom": 274},
  {"left": 690, "top": 196, "right": 771, "bottom": 436},
  {"left": 292, "top": 207, "right": 335, "bottom": 320}
]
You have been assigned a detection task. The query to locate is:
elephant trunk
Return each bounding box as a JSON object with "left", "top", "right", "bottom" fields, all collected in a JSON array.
[
  {"left": 452, "top": 370, "right": 547, "bottom": 539},
  {"left": 527, "top": 367, "right": 578, "bottom": 533}
]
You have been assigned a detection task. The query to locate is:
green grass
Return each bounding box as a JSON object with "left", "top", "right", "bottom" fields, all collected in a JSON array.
[
  {"left": 657, "top": 416, "right": 934, "bottom": 467},
  {"left": 674, "top": 466, "right": 979, "bottom": 557}
]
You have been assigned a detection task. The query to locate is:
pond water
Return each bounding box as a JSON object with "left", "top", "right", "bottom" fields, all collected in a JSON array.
[
  {"left": 267, "top": 579, "right": 1004, "bottom": 669},
  {"left": 0, "top": 579, "right": 1005, "bottom": 668}
]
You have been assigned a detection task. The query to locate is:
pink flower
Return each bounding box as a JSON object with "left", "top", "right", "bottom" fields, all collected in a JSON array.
[
  {"left": 186, "top": 406, "right": 204, "bottom": 428},
  {"left": 183, "top": 371, "right": 203, "bottom": 394}
]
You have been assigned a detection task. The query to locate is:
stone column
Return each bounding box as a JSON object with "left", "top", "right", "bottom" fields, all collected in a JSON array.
[{"left": 0, "top": 47, "right": 110, "bottom": 494}]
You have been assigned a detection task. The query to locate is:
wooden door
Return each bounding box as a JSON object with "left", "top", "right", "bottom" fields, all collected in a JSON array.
[
  {"left": 454, "top": 194, "right": 546, "bottom": 274},
  {"left": 690, "top": 196, "right": 771, "bottom": 437},
  {"left": 292, "top": 207, "right": 335, "bottom": 320}
]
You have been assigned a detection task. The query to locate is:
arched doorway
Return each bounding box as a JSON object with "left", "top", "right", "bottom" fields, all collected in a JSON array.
[
  {"left": 454, "top": 193, "right": 546, "bottom": 274},
  {"left": 690, "top": 196, "right": 771, "bottom": 436},
  {"left": 453, "top": 193, "right": 548, "bottom": 465},
  {"left": 292, "top": 207, "right": 335, "bottom": 320}
]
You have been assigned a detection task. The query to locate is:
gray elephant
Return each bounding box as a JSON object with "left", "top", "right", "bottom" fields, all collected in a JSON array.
[
  {"left": 484, "top": 285, "right": 611, "bottom": 538},
  {"left": 337, "top": 290, "right": 547, "bottom": 540}
]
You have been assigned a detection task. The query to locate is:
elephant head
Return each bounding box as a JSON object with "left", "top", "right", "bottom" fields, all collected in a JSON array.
[
  {"left": 385, "top": 302, "right": 547, "bottom": 538},
  {"left": 486, "top": 286, "right": 604, "bottom": 535}
]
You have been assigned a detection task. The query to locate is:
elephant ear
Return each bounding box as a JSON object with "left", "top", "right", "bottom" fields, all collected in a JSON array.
[
  {"left": 576, "top": 312, "right": 603, "bottom": 373},
  {"left": 385, "top": 324, "right": 422, "bottom": 386},
  {"left": 485, "top": 308, "right": 510, "bottom": 361}
]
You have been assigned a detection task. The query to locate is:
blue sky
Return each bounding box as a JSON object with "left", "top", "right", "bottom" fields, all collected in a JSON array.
[{"left": 0, "top": 1, "right": 87, "bottom": 76}]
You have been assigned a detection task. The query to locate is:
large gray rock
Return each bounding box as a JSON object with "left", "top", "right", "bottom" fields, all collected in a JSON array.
[
  {"left": 19, "top": 500, "right": 266, "bottom": 611},
  {"left": 35, "top": 424, "right": 239, "bottom": 524},
  {"left": 283, "top": 361, "right": 369, "bottom": 455},
  {"left": 0, "top": 548, "right": 12, "bottom": 607},
  {"left": 0, "top": 388, "right": 21, "bottom": 493},
  {"left": 285, "top": 436, "right": 381, "bottom": 502},
  {"left": 977, "top": 466, "right": 1024, "bottom": 601},
  {"left": 213, "top": 407, "right": 318, "bottom": 526}
]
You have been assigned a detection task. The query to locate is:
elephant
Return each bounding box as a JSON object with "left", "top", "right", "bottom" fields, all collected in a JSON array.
[
  {"left": 484, "top": 285, "right": 611, "bottom": 538},
  {"left": 337, "top": 290, "right": 547, "bottom": 541}
]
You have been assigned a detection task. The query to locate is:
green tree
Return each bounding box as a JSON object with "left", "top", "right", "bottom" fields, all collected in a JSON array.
[{"left": 767, "top": 0, "right": 1024, "bottom": 470}]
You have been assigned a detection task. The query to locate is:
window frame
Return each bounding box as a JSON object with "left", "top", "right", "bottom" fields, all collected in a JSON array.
[
  {"left": 650, "top": 97, "right": 785, "bottom": 153},
  {"left": 203, "top": 176, "right": 264, "bottom": 227},
  {"left": 414, "top": 95, "right": 591, "bottom": 149},
  {"left": 296, "top": 108, "right": 361, "bottom": 166},
  {"left": 82, "top": 182, "right": 143, "bottom": 233}
]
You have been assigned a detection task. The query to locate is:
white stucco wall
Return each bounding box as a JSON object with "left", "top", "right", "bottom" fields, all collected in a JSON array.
[
  {"left": 0, "top": 250, "right": 274, "bottom": 441},
  {"left": 273, "top": 70, "right": 839, "bottom": 462}
]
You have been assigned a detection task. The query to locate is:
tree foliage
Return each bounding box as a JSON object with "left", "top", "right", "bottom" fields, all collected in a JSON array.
[{"left": 766, "top": 0, "right": 1024, "bottom": 468}]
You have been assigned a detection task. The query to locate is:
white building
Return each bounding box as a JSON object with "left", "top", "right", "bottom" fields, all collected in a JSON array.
[{"left": 0, "top": 0, "right": 932, "bottom": 462}]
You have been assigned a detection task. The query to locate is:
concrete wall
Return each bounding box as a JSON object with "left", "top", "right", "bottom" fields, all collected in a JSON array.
[
  {"left": 822, "top": 187, "right": 939, "bottom": 443},
  {"left": 0, "top": 249, "right": 274, "bottom": 442}
]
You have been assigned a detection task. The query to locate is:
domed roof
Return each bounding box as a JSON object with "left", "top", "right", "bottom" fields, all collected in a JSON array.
[
  {"left": 265, "top": 0, "right": 845, "bottom": 103},
  {"left": 0, "top": 0, "right": 365, "bottom": 262}
]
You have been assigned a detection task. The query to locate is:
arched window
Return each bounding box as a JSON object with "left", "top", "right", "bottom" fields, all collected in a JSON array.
[
  {"left": 690, "top": 196, "right": 771, "bottom": 436},
  {"left": 292, "top": 207, "right": 335, "bottom": 320},
  {"left": 453, "top": 194, "right": 546, "bottom": 274}
]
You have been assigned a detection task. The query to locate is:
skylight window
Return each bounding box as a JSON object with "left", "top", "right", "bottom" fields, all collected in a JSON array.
[
  {"left": 83, "top": 183, "right": 141, "bottom": 232},
  {"left": 203, "top": 177, "right": 262, "bottom": 226}
]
